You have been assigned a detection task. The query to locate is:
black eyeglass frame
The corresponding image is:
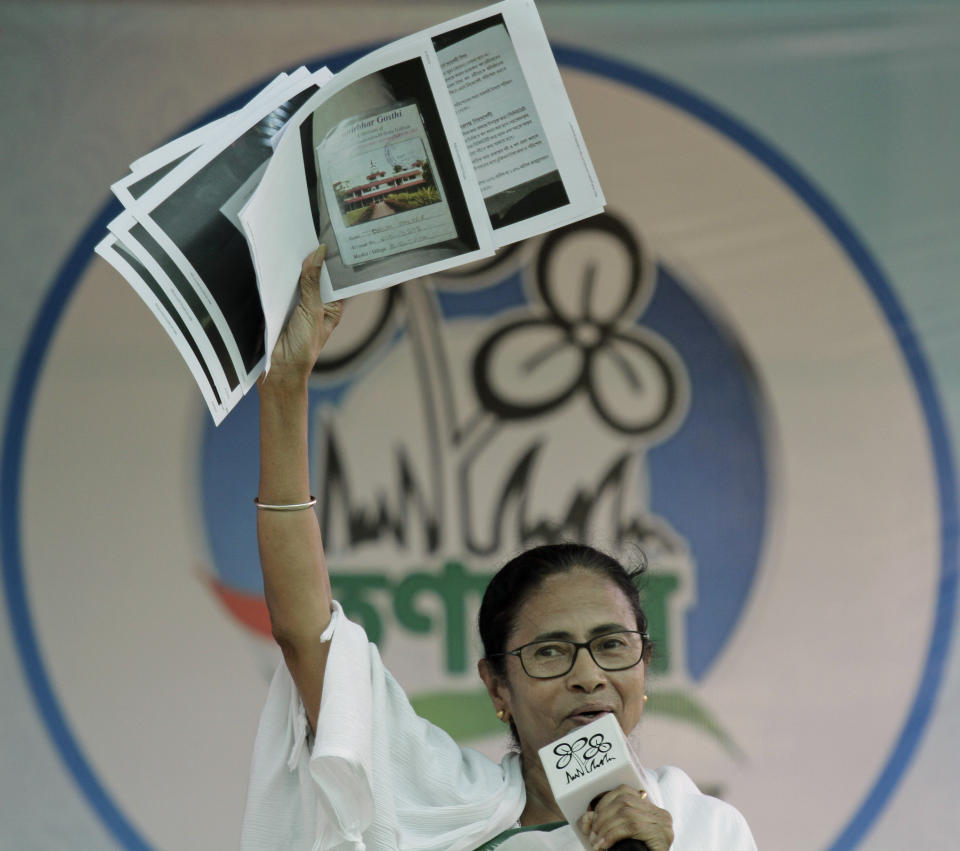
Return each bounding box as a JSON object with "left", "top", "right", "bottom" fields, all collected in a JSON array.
[{"left": 491, "top": 630, "right": 651, "bottom": 680}]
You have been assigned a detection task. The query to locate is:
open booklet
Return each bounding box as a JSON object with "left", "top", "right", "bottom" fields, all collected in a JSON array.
[{"left": 97, "top": 0, "right": 604, "bottom": 424}]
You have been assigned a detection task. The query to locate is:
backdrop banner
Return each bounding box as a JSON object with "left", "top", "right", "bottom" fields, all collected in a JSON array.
[{"left": 2, "top": 3, "right": 958, "bottom": 849}]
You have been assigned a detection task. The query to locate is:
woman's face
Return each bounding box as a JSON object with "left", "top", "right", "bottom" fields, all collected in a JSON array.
[{"left": 480, "top": 567, "right": 647, "bottom": 763}]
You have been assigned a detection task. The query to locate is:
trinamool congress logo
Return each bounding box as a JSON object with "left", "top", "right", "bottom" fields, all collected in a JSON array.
[{"left": 4, "top": 45, "right": 955, "bottom": 851}]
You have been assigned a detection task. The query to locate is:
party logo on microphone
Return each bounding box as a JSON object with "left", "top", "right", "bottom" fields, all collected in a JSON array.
[{"left": 554, "top": 733, "right": 615, "bottom": 783}]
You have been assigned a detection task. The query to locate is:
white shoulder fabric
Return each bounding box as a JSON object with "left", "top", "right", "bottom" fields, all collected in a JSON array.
[{"left": 242, "top": 601, "right": 525, "bottom": 851}]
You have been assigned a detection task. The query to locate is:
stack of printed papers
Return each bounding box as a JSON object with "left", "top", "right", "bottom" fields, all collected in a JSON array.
[{"left": 97, "top": 0, "right": 605, "bottom": 424}]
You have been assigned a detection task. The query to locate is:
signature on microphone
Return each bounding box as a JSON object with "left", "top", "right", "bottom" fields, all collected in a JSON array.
[{"left": 553, "top": 733, "right": 615, "bottom": 782}]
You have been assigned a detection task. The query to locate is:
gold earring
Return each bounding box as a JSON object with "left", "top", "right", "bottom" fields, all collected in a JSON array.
[
  {"left": 496, "top": 709, "right": 509, "bottom": 723},
  {"left": 643, "top": 694, "right": 648, "bottom": 703}
]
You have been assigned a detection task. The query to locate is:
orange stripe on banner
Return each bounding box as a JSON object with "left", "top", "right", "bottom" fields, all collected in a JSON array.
[{"left": 205, "top": 576, "right": 273, "bottom": 638}]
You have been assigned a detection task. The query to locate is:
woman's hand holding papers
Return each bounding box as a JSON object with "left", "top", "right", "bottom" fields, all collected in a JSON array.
[{"left": 263, "top": 244, "right": 344, "bottom": 387}]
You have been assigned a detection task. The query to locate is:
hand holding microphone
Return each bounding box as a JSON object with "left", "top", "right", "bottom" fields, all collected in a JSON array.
[
  {"left": 537, "top": 713, "right": 673, "bottom": 851},
  {"left": 580, "top": 786, "right": 660, "bottom": 851}
]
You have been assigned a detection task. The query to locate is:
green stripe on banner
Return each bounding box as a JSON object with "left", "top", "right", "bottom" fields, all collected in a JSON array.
[{"left": 412, "top": 687, "right": 743, "bottom": 760}]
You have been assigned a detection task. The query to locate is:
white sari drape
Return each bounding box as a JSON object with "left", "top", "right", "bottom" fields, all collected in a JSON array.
[{"left": 241, "top": 602, "right": 525, "bottom": 851}]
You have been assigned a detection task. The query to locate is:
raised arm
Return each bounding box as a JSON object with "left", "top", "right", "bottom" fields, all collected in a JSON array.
[{"left": 256, "top": 246, "right": 343, "bottom": 731}]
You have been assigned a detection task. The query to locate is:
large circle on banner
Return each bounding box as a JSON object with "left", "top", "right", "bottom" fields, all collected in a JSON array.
[{"left": 2, "top": 46, "right": 955, "bottom": 851}]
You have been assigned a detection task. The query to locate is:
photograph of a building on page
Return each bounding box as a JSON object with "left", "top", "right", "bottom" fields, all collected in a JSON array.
[
  {"left": 323, "top": 104, "right": 450, "bottom": 244},
  {"left": 301, "top": 58, "right": 481, "bottom": 292}
]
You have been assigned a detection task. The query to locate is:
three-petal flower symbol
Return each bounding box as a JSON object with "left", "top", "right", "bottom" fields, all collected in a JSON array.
[
  {"left": 553, "top": 737, "right": 589, "bottom": 771},
  {"left": 472, "top": 215, "right": 684, "bottom": 436},
  {"left": 582, "top": 733, "right": 612, "bottom": 761}
]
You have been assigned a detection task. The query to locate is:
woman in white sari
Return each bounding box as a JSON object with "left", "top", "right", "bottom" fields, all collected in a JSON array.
[{"left": 241, "top": 249, "right": 756, "bottom": 851}]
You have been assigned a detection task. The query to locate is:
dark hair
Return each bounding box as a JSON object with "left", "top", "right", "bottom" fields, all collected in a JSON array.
[{"left": 478, "top": 542, "right": 650, "bottom": 679}]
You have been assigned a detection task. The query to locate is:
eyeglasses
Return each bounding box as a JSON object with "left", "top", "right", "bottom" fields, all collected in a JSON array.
[{"left": 495, "top": 630, "right": 649, "bottom": 679}]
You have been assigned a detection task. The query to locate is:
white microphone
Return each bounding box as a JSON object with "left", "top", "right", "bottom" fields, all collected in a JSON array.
[{"left": 537, "top": 712, "right": 649, "bottom": 851}]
